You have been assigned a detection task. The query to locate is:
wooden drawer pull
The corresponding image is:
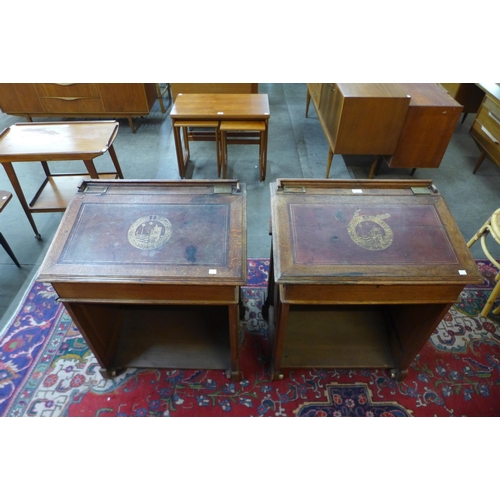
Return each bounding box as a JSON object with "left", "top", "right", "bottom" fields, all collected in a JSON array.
[
  {"left": 489, "top": 110, "right": 500, "bottom": 125},
  {"left": 481, "top": 125, "right": 500, "bottom": 145},
  {"left": 42, "top": 96, "right": 88, "bottom": 101}
]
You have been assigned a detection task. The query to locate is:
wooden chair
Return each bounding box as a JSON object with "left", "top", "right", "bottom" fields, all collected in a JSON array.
[
  {"left": 220, "top": 121, "right": 267, "bottom": 181},
  {"left": 173, "top": 121, "right": 221, "bottom": 178},
  {"left": 0, "top": 190, "right": 20, "bottom": 267},
  {"left": 467, "top": 208, "right": 500, "bottom": 316}
]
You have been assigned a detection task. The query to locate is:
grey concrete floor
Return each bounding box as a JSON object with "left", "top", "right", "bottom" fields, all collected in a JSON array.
[{"left": 1, "top": 83, "right": 500, "bottom": 332}]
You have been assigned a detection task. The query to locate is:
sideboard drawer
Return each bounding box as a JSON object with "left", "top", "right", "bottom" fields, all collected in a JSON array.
[
  {"left": 39, "top": 96, "right": 105, "bottom": 114},
  {"left": 470, "top": 103, "right": 500, "bottom": 165},
  {"left": 34, "top": 83, "right": 101, "bottom": 98},
  {"left": 476, "top": 96, "right": 500, "bottom": 136}
]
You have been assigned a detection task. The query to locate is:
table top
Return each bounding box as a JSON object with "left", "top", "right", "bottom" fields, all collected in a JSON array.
[
  {"left": 170, "top": 93, "right": 270, "bottom": 120},
  {"left": 270, "top": 179, "right": 482, "bottom": 285},
  {"left": 37, "top": 179, "right": 247, "bottom": 285},
  {"left": 0, "top": 121, "right": 119, "bottom": 162}
]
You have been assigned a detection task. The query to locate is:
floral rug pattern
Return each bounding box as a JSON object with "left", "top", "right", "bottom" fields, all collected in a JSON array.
[{"left": 1, "top": 259, "right": 500, "bottom": 417}]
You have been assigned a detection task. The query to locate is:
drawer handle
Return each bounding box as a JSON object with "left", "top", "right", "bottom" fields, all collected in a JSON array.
[
  {"left": 481, "top": 125, "right": 500, "bottom": 145},
  {"left": 489, "top": 110, "right": 500, "bottom": 125},
  {"left": 53, "top": 83, "right": 75, "bottom": 86},
  {"left": 42, "top": 96, "right": 89, "bottom": 101}
]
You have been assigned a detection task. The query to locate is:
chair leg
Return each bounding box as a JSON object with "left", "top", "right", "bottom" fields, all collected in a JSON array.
[
  {"left": 481, "top": 274, "right": 500, "bottom": 317},
  {"left": 467, "top": 220, "right": 490, "bottom": 248},
  {"left": 0, "top": 232, "right": 21, "bottom": 267}
]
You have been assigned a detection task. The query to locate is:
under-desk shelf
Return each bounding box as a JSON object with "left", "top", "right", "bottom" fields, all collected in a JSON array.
[
  {"left": 280, "top": 305, "right": 394, "bottom": 369},
  {"left": 115, "top": 305, "right": 232, "bottom": 371},
  {"left": 29, "top": 173, "right": 118, "bottom": 211}
]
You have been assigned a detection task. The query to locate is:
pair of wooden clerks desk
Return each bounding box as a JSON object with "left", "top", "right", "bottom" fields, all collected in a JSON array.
[{"left": 37, "top": 178, "right": 481, "bottom": 382}]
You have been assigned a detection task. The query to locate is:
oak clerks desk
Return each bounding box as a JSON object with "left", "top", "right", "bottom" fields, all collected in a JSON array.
[
  {"left": 266, "top": 178, "right": 482, "bottom": 380},
  {"left": 37, "top": 179, "right": 247, "bottom": 381}
]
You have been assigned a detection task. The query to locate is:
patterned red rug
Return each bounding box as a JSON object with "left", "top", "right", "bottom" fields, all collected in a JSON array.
[{"left": 1, "top": 259, "right": 500, "bottom": 417}]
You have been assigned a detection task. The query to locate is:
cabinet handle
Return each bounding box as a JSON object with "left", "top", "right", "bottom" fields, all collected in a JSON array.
[
  {"left": 53, "top": 83, "right": 75, "bottom": 86},
  {"left": 481, "top": 125, "right": 500, "bottom": 145},
  {"left": 42, "top": 96, "right": 88, "bottom": 101},
  {"left": 489, "top": 110, "right": 500, "bottom": 126}
]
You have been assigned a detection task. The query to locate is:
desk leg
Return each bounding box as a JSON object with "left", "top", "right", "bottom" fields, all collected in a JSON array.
[
  {"left": 40, "top": 161, "right": 51, "bottom": 177},
  {"left": 107, "top": 145, "right": 124, "bottom": 179},
  {"left": 271, "top": 296, "right": 288, "bottom": 381},
  {"left": 83, "top": 160, "right": 99, "bottom": 179},
  {"left": 1, "top": 162, "right": 41, "bottom": 239},
  {"left": 305, "top": 88, "right": 311, "bottom": 118},
  {"left": 261, "top": 122, "right": 269, "bottom": 181},
  {"left": 173, "top": 124, "right": 188, "bottom": 178},
  {"left": 228, "top": 302, "right": 240, "bottom": 381}
]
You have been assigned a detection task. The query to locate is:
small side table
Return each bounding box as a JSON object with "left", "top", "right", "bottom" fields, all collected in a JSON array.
[
  {"left": 0, "top": 190, "right": 21, "bottom": 266},
  {"left": 0, "top": 121, "right": 124, "bottom": 239}
]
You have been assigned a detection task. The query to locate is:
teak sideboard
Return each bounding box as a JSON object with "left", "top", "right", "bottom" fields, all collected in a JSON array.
[
  {"left": 0, "top": 83, "right": 158, "bottom": 133},
  {"left": 306, "top": 83, "right": 463, "bottom": 178}
]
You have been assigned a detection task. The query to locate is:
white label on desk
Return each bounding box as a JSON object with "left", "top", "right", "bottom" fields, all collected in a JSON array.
[
  {"left": 458, "top": 270, "right": 467, "bottom": 275},
  {"left": 217, "top": 112, "right": 224, "bottom": 115},
  {"left": 209, "top": 269, "right": 217, "bottom": 274},
  {"left": 352, "top": 189, "right": 363, "bottom": 194}
]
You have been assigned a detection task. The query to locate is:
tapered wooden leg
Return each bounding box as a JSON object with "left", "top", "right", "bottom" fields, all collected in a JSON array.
[
  {"left": 108, "top": 145, "right": 124, "bottom": 179},
  {"left": 368, "top": 155, "right": 382, "bottom": 179},
  {"left": 305, "top": 89, "right": 311, "bottom": 118},
  {"left": 1, "top": 161, "right": 41, "bottom": 239},
  {"left": 325, "top": 148, "right": 334, "bottom": 178},
  {"left": 127, "top": 117, "right": 135, "bottom": 133},
  {"left": 83, "top": 159, "right": 99, "bottom": 179},
  {"left": 0, "top": 232, "right": 21, "bottom": 266},
  {"left": 473, "top": 151, "right": 486, "bottom": 174}
]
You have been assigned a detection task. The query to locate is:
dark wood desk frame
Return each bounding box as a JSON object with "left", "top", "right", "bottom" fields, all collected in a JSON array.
[
  {"left": 265, "top": 178, "right": 482, "bottom": 381},
  {"left": 37, "top": 179, "right": 247, "bottom": 381}
]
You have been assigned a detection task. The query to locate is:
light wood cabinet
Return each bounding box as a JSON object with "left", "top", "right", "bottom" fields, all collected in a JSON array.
[
  {"left": 306, "top": 83, "right": 463, "bottom": 178},
  {"left": 470, "top": 84, "right": 500, "bottom": 173},
  {"left": 0, "top": 83, "right": 159, "bottom": 132},
  {"left": 384, "top": 84, "right": 462, "bottom": 170},
  {"left": 307, "top": 83, "right": 411, "bottom": 177}
]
